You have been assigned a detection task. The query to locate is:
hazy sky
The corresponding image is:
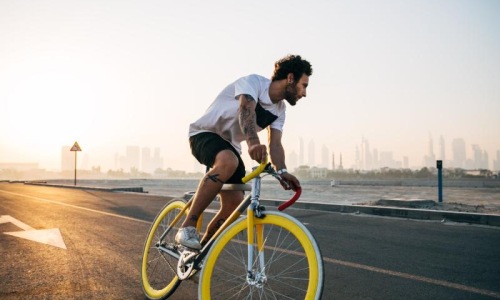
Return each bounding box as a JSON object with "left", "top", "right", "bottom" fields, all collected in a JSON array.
[{"left": 1, "top": 0, "right": 499, "bottom": 172}]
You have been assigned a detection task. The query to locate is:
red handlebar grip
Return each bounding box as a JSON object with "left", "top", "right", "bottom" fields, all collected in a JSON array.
[{"left": 278, "top": 187, "right": 302, "bottom": 211}]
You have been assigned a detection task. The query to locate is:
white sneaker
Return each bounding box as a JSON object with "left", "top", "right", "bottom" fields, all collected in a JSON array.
[{"left": 175, "top": 226, "right": 201, "bottom": 250}]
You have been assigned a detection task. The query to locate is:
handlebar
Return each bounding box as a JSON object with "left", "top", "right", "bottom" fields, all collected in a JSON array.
[
  {"left": 241, "top": 157, "right": 269, "bottom": 183},
  {"left": 241, "top": 157, "right": 301, "bottom": 211},
  {"left": 278, "top": 187, "right": 301, "bottom": 211}
]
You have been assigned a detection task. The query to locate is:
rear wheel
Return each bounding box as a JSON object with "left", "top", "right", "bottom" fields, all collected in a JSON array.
[
  {"left": 141, "top": 199, "right": 187, "bottom": 299},
  {"left": 199, "top": 211, "right": 324, "bottom": 299}
]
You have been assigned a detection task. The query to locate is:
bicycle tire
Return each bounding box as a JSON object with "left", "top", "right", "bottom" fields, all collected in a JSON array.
[
  {"left": 141, "top": 199, "right": 187, "bottom": 300},
  {"left": 198, "top": 211, "right": 324, "bottom": 300}
]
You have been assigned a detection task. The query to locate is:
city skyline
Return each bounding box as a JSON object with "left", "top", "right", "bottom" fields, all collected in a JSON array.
[{"left": 4, "top": 133, "right": 499, "bottom": 175}]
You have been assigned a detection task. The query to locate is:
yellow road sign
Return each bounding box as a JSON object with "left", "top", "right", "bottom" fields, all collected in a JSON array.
[{"left": 70, "top": 142, "right": 82, "bottom": 151}]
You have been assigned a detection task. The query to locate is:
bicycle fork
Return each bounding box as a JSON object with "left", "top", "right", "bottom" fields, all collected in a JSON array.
[{"left": 246, "top": 176, "right": 268, "bottom": 288}]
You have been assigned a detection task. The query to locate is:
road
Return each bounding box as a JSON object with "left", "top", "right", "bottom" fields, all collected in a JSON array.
[{"left": 1, "top": 182, "right": 499, "bottom": 299}]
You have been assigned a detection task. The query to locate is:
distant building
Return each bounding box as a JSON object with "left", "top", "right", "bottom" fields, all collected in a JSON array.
[
  {"left": 289, "top": 151, "right": 298, "bottom": 171},
  {"left": 423, "top": 134, "right": 436, "bottom": 167},
  {"left": 439, "top": 135, "right": 445, "bottom": 161},
  {"left": 452, "top": 138, "right": 466, "bottom": 168},
  {"left": 141, "top": 147, "right": 164, "bottom": 173},
  {"left": 310, "top": 167, "right": 328, "bottom": 178},
  {"left": 379, "top": 151, "right": 401, "bottom": 169},
  {"left": 471, "top": 144, "right": 488, "bottom": 169},
  {"left": 494, "top": 150, "right": 500, "bottom": 171},
  {"left": 308, "top": 140, "right": 315, "bottom": 167},
  {"left": 331, "top": 153, "right": 335, "bottom": 170},
  {"left": 321, "top": 145, "right": 329, "bottom": 168}
]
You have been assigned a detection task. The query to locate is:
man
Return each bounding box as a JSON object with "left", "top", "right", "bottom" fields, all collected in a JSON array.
[{"left": 176, "top": 54, "right": 313, "bottom": 250}]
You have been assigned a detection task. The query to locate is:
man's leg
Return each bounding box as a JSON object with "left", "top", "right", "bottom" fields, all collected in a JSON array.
[
  {"left": 201, "top": 189, "right": 244, "bottom": 245},
  {"left": 181, "top": 149, "right": 239, "bottom": 229}
]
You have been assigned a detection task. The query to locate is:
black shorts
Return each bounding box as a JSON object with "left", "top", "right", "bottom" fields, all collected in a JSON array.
[{"left": 189, "top": 132, "right": 246, "bottom": 184}]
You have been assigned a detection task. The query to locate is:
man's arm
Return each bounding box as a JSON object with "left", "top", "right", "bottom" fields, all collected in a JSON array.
[
  {"left": 268, "top": 128, "right": 301, "bottom": 190},
  {"left": 238, "top": 94, "right": 267, "bottom": 163},
  {"left": 268, "top": 128, "right": 286, "bottom": 170}
]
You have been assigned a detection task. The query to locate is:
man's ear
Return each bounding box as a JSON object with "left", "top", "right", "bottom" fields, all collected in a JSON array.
[{"left": 287, "top": 73, "right": 295, "bottom": 84}]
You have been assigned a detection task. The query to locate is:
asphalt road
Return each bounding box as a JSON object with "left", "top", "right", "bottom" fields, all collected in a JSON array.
[{"left": 1, "top": 182, "right": 499, "bottom": 300}]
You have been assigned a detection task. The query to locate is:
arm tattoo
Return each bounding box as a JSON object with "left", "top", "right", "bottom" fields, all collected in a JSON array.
[{"left": 239, "top": 94, "right": 259, "bottom": 142}]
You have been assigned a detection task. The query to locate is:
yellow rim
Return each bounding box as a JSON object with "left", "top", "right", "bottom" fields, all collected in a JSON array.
[
  {"left": 142, "top": 200, "right": 185, "bottom": 299},
  {"left": 200, "top": 213, "right": 321, "bottom": 300}
]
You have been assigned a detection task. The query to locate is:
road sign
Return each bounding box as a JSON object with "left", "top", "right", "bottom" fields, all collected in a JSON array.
[
  {"left": 70, "top": 141, "right": 82, "bottom": 152},
  {"left": 0, "top": 215, "right": 67, "bottom": 249},
  {"left": 70, "top": 141, "right": 82, "bottom": 186}
]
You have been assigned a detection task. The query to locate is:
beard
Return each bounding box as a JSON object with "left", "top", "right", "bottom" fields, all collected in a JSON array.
[{"left": 284, "top": 83, "right": 299, "bottom": 106}]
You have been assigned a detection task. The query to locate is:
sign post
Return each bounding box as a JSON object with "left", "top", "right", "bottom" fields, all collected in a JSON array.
[{"left": 70, "top": 142, "right": 82, "bottom": 186}]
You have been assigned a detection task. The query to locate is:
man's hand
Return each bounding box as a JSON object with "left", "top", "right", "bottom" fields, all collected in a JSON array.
[
  {"left": 248, "top": 144, "right": 268, "bottom": 164},
  {"left": 279, "top": 173, "right": 301, "bottom": 191}
]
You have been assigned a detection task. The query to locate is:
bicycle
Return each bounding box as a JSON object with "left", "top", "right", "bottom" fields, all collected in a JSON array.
[{"left": 141, "top": 159, "right": 324, "bottom": 299}]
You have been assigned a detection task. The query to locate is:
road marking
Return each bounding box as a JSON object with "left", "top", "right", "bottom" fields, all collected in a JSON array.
[
  {"left": 0, "top": 215, "right": 67, "bottom": 249},
  {"left": 0, "top": 190, "right": 151, "bottom": 224},
  {"left": 324, "top": 257, "right": 500, "bottom": 299},
  {"left": 2, "top": 189, "right": 499, "bottom": 298},
  {"left": 0, "top": 214, "right": 34, "bottom": 230},
  {"left": 5, "top": 228, "right": 67, "bottom": 249}
]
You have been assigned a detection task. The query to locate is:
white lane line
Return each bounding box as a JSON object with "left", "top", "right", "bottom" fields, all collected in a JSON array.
[
  {"left": 2, "top": 189, "right": 498, "bottom": 298},
  {"left": 0, "top": 190, "right": 151, "bottom": 224},
  {"left": 324, "top": 256, "right": 500, "bottom": 298}
]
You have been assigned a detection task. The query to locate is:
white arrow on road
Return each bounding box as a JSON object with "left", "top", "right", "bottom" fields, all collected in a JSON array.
[{"left": 0, "top": 215, "right": 67, "bottom": 249}]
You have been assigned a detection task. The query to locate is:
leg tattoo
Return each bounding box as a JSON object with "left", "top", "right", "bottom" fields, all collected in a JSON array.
[{"left": 205, "top": 173, "right": 224, "bottom": 184}]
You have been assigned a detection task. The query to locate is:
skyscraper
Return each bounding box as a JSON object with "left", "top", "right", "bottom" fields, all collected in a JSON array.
[
  {"left": 363, "top": 137, "right": 372, "bottom": 170},
  {"left": 308, "top": 140, "right": 315, "bottom": 167},
  {"left": 452, "top": 138, "right": 466, "bottom": 168},
  {"left": 289, "top": 151, "right": 298, "bottom": 171},
  {"left": 331, "top": 152, "right": 335, "bottom": 170},
  {"left": 423, "top": 133, "right": 436, "bottom": 167},
  {"left": 439, "top": 135, "right": 445, "bottom": 161},
  {"left": 124, "top": 146, "right": 140, "bottom": 171},
  {"left": 472, "top": 145, "right": 489, "bottom": 169},
  {"left": 493, "top": 150, "right": 500, "bottom": 171},
  {"left": 321, "top": 145, "right": 329, "bottom": 168}
]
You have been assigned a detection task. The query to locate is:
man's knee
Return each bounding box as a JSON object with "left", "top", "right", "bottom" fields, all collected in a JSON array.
[{"left": 213, "top": 150, "right": 239, "bottom": 178}]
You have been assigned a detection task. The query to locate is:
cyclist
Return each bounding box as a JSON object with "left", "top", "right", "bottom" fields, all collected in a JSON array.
[{"left": 176, "top": 54, "right": 313, "bottom": 250}]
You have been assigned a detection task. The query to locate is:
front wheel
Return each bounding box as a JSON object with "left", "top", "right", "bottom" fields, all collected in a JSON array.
[
  {"left": 141, "top": 199, "right": 187, "bottom": 300},
  {"left": 199, "top": 211, "right": 324, "bottom": 300}
]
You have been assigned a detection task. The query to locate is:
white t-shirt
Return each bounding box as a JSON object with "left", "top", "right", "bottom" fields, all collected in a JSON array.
[{"left": 189, "top": 74, "right": 286, "bottom": 153}]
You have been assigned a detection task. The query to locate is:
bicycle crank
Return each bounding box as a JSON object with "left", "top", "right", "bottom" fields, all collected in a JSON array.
[{"left": 176, "top": 249, "right": 198, "bottom": 280}]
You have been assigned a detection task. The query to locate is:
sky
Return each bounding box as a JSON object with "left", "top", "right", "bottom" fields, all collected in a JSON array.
[{"left": 1, "top": 0, "right": 499, "bottom": 172}]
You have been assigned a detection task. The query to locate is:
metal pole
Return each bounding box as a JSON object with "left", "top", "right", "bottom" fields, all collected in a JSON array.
[
  {"left": 437, "top": 160, "right": 443, "bottom": 203},
  {"left": 74, "top": 151, "right": 77, "bottom": 186},
  {"left": 438, "top": 168, "right": 443, "bottom": 203}
]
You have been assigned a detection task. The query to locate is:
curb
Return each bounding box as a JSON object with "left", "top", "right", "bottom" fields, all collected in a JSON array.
[
  {"left": 24, "top": 182, "right": 146, "bottom": 193},
  {"left": 259, "top": 199, "right": 500, "bottom": 227}
]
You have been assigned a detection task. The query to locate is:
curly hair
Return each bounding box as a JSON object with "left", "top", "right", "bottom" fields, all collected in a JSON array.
[{"left": 271, "top": 54, "right": 313, "bottom": 82}]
